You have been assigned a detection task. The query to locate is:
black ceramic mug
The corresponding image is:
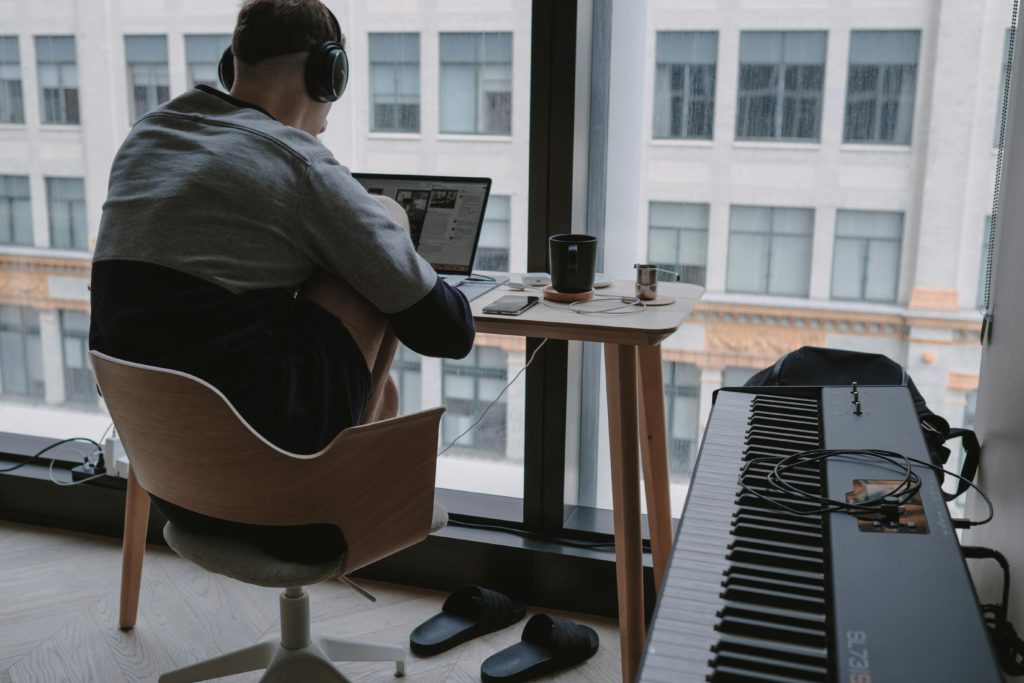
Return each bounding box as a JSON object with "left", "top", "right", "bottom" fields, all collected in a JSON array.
[{"left": 549, "top": 234, "right": 598, "bottom": 293}]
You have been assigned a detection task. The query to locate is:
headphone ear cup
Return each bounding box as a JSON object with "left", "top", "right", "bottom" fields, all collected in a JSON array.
[
  {"left": 305, "top": 41, "right": 347, "bottom": 102},
  {"left": 218, "top": 47, "right": 235, "bottom": 91}
]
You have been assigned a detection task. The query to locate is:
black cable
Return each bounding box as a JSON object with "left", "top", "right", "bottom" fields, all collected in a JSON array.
[
  {"left": 0, "top": 437, "right": 101, "bottom": 473},
  {"left": 447, "top": 518, "right": 651, "bottom": 553},
  {"left": 740, "top": 449, "right": 921, "bottom": 517},
  {"left": 463, "top": 273, "right": 497, "bottom": 283}
]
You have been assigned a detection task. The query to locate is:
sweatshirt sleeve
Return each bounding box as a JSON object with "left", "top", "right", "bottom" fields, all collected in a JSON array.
[
  {"left": 387, "top": 277, "right": 475, "bottom": 359},
  {"left": 297, "top": 155, "right": 475, "bottom": 358}
]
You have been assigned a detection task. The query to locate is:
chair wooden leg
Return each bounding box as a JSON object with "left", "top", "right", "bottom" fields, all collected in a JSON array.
[{"left": 119, "top": 467, "right": 150, "bottom": 630}]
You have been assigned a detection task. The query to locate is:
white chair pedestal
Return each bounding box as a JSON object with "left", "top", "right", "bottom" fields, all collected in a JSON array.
[{"left": 159, "top": 587, "right": 406, "bottom": 683}]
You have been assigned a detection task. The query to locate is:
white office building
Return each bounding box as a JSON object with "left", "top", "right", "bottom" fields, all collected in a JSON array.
[{"left": 0, "top": 0, "right": 1008, "bottom": 510}]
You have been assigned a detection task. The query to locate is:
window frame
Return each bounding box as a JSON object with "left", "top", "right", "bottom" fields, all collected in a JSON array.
[
  {"left": 45, "top": 176, "right": 88, "bottom": 251},
  {"left": 830, "top": 210, "right": 904, "bottom": 303},
  {"left": 0, "top": 35, "right": 25, "bottom": 124},
  {"left": 646, "top": 201, "right": 709, "bottom": 286},
  {"left": 735, "top": 30, "right": 827, "bottom": 142},
  {"left": 843, "top": 30, "right": 921, "bottom": 145},
  {"left": 124, "top": 35, "right": 170, "bottom": 123},
  {"left": 725, "top": 205, "right": 815, "bottom": 297},
  {"left": 35, "top": 35, "right": 79, "bottom": 125},
  {"left": 0, "top": 175, "right": 32, "bottom": 246},
  {"left": 652, "top": 31, "right": 717, "bottom": 140},
  {"left": 439, "top": 31, "right": 514, "bottom": 136},
  {"left": 368, "top": 32, "right": 421, "bottom": 133}
]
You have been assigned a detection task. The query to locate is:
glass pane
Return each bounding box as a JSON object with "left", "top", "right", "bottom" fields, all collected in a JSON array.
[{"left": 573, "top": 2, "right": 1005, "bottom": 526}]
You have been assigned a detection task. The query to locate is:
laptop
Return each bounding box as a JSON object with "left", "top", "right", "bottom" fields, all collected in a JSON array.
[{"left": 352, "top": 173, "right": 506, "bottom": 300}]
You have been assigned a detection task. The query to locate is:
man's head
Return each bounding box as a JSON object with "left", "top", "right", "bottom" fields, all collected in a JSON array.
[{"left": 226, "top": 0, "right": 348, "bottom": 135}]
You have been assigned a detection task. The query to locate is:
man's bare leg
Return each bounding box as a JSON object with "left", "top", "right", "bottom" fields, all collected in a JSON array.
[{"left": 301, "top": 195, "right": 410, "bottom": 423}]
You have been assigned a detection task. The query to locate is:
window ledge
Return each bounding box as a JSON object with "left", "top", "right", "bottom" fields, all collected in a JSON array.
[
  {"left": 38, "top": 124, "right": 83, "bottom": 132},
  {"left": 702, "top": 291, "right": 985, "bottom": 321},
  {"left": 0, "top": 123, "right": 28, "bottom": 131},
  {"left": 0, "top": 244, "right": 92, "bottom": 260},
  {"left": 367, "top": 132, "right": 423, "bottom": 141},
  {"left": 732, "top": 140, "right": 821, "bottom": 151},
  {"left": 839, "top": 143, "right": 913, "bottom": 153},
  {"left": 437, "top": 133, "right": 515, "bottom": 143},
  {"left": 649, "top": 137, "right": 714, "bottom": 148}
]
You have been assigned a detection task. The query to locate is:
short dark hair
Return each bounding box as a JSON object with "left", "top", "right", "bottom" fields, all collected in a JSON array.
[{"left": 232, "top": 0, "right": 343, "bottom": 64}]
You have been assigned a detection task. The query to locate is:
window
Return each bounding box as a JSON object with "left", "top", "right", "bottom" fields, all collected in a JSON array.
[
  {"left": 996, "top": 29, "right": 1012, "bottom": 147},
  {"left": 185, "top": 34, "right": 231, "bottom": 90},
  {"left": 46, "top": 177, "right": 87, "bottom": 250},
  {"left": 653, "top": 32, "right": 716, "bottom": 140},
  {"left": 831, "top": 210, "right": 903, "bottom": 303},
  {"left": 736, "top": 31, "right": 826, "bottom": 141},
  {"left": 440, "top": 32, "right": 512, "bottom": 135},
  {"left": 60, "top": 310, "right": 96, "bottom": 405},
  {"left": 726, "top": 206, "right": 813, "bottom": 296},
  {"left": 663, "top": 362, "right": 700, "bottom": 480},
  {"left": 844, "top": 30, "right": 920, "bottom": 144},
  {"left": 0, "top": 176, "right": 32, "bottom": 246},
  {"left": 390, "top": 345, "right": 422, "bottom": 414},
  {"left": 125, "top": 35, "right": 170, "bottom": 122},
  {"left": 0, "top": 306, "right": 44, "bottom": 400},
  {"left": 0, "top": 36, "right": 24, "bottom": 123},
  {"left": 441, "top": 345, "right": 508, "bottom": 456},
  {"left": 474, "top": 194, "right": 510, "bottom": 272},
  {"left": 35, "top": 36, "right": 79, "bottom": 124},
  {"left": 369, "top": 33, "right": 420, "bottom": 133},
  {"left": 722, "top": 366, "right": 756, "bottom": 388},
  {"left": 647, "top": 201, "right": 708, "bottom": 285},
  {"left": 980, "top": 215, "right": 993, "bottom": 308}
]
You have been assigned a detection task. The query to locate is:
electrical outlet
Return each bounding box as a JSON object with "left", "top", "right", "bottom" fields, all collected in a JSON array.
[{"left": 105, "top": 436, "right": 129, "bottom": 479}]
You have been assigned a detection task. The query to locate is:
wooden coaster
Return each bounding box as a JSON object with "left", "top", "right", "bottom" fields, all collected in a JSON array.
[
  {"left": 543, "top": 286, "right": 594, "bottom": 303},
  {"left": 641, "top": 295, "right": 676, "bottom": 306}
]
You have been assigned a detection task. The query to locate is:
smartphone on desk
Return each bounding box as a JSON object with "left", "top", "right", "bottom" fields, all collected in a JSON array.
[{"left": 482, "top": 295, "right": 539, "bottom": 316}]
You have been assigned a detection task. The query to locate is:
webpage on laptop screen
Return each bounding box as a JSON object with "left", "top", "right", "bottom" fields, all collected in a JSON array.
[{"left": 359, "top": 176, "right": 489, "bottom": 275}]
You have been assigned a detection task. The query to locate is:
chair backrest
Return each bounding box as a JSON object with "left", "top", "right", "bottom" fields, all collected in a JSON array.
[{"left": 90, "top": 350, "right": 444, "bottom": 574}]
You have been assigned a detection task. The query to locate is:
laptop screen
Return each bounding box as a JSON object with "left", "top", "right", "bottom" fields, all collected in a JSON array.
[{"left": 352, "top": 173, "right": 492, "bottom": 276}]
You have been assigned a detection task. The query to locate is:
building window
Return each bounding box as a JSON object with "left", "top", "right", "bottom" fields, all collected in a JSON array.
[
  {"left": 46, "top": 177, "right": 87, "bottom": 250},
  {"left": 0, "top": 36, "right": 24, "bottom": 124},
  {"left": 831, "top": 210, "right": 903, "bottom": 303},
  {"left": 35, "top": 36, "right": 78, "bottom": 124},
  {"left": 726, "top": 205, "right": 813, "bottom": 297},
  {"left": 0, "top": 176, "right": 32, "bottom": 246},
  {"left": 125, "top": 35, "right": 170, "bottom": 122},
  {"left": 60, "top": 310, "right": 96, "bottom": 405},
  {"left": 0, "top": 305, "right": 44, "bottom": 399},
  {"left": 844, "top": 30, "right": 920, "bottom": 145},
  {"left": 653, "top": 32, "right": 716, "bottom": 140},
  {"left": 474, "top": 194, "right": 510, "bottom": 272},
  {"left": 663, "top": 362, "right": 699, "bottom": 481},
  {"left": 722, "top": 366, "right": 756, "bottom": 388},
  {"left": 440, "top": 32, "right": 512, "bottom": 135},
  {"left": 442, "top": 345, "right": 508, "bottom": 456},
  {"left": 390, "top": 345, "right": 422, "bottom": 414},
  {"left": 647, "top": 202, "right": 708, "bottom": 286},
  {"left": 736, "top": 31, "right": 826, "bottom": 141},
  {"left": 369, "top": 33, "right": 420, "bottom": 133},
  {"left": 185, "top": 34, "right": 231, "bottom": 90}
]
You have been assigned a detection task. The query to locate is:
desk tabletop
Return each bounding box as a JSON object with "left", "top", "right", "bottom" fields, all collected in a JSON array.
[{"left": 470, "top": 279, "right": 704, "bottom": 346}]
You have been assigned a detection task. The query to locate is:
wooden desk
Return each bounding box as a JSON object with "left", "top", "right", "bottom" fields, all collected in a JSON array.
[{"left": 472, "top": 279, "right": 703, "bottom": 683}]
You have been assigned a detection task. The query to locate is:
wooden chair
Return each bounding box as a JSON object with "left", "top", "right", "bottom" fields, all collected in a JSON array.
[{"left": 90, "top": 350, "right": 445, "bottom": 682}]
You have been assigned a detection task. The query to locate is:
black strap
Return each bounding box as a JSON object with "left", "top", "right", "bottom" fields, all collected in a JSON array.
[{"left": 942, "top": 428, "right": 981, "bottom": 501}]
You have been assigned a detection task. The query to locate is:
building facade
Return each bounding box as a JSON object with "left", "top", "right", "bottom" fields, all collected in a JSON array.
[{"left": 0, "top": 0, "right": 1004, "bottom": 509}]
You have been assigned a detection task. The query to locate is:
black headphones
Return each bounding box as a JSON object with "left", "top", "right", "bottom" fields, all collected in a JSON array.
[{"left": 217, "top": 6, "right": 349, "bottom": 103}]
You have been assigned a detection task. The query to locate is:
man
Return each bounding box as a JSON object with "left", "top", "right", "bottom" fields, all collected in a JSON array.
[{"left": 89, "top": 0, "right": 474, "bottom": 563}]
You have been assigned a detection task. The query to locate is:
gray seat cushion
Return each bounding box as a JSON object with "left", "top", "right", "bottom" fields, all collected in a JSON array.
[
  {"left": 164, "top": 502, "right": 447, "bottom": 588},
  {"left": 163, "top": 523, "right": 346, "bottom": 588}
]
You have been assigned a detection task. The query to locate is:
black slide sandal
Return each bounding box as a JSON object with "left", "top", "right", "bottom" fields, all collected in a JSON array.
[
  {"left": 410, "top": 585, "right": 526, "bottom": 656},
  {"left": 480, "top": 613, "right": 600, "bottom": 682}
]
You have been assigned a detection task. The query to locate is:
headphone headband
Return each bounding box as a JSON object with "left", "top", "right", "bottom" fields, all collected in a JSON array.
[{"left": 218, "top": 5, "right": 348, "bottom": 103}]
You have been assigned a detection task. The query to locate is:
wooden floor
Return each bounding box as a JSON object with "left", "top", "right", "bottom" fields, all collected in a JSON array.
[{"left": 0, "top": 520, "right": 621, "bottom": 683}]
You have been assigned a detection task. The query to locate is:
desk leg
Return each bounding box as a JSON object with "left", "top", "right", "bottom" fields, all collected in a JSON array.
[
  {"left": 637, "top": 345, "right": 672, "bottom": 593},
  {"left": 119, "top": 467, "right": 150, "bottom": 629},
  {"left": 604, "top": 343, "right": 644, "bottom": 683}
]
